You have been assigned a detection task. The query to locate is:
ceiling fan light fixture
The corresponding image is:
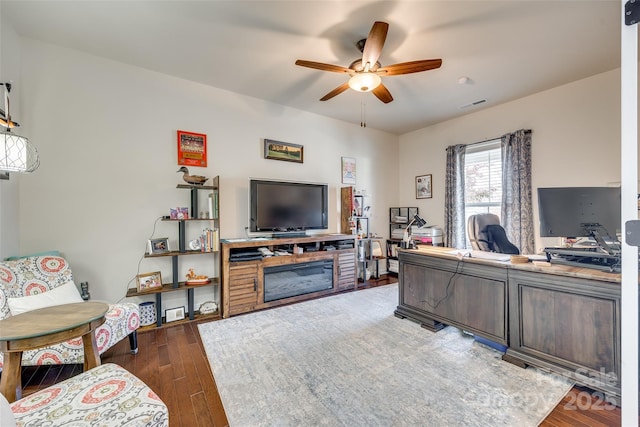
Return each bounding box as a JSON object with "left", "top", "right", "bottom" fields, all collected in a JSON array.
[{"left": 348, "top": 73, "right": 381, "bottom": 93}]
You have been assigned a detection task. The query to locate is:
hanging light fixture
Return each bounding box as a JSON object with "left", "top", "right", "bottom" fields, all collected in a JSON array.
[{"left": 0, "top": 83, "right": 39, "bottom": 176}]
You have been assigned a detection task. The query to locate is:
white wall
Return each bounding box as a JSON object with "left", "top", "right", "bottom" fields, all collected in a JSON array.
[
  {"left": 14, "top": 38, "right": 398, "bottom": 308},
  {"left": 399, "top": 69, "right": 621, "bottom": 253},
  {"left": 0, "top": 7, "right": 22, "bottom": 260}
]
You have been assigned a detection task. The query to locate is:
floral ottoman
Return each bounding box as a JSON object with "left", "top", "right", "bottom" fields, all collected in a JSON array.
[{"left": 9, "top": 363, "right": 168, "bottom": 426}]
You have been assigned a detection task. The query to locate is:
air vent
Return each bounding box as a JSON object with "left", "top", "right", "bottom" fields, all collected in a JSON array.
[{"left": 459, "top": 99, "right": 487, "bottom": 109}]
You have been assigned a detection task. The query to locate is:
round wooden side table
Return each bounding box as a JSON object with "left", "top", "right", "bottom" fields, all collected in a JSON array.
[{"left": 0, "top": 301, "right": 108, "bottom": 402}]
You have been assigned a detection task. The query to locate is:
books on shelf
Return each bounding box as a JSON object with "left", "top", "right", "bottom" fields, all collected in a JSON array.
[
  {"left": 199, "top": 228, "right": 219, "bottom": 252},
  {"left": 208, "top": 192, "right": 219, "bottom": 220}
]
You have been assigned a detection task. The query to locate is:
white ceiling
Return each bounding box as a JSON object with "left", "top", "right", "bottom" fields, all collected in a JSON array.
[{"left": 2, "top": 1, "right": 622, "bottom": 135}]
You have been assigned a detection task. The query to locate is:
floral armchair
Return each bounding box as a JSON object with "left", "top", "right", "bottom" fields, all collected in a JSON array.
[{"left": 0, "top": 256, "right": 139, "bottom": 370}]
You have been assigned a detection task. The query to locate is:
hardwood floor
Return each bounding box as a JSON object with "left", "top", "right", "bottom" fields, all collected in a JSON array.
[
  {"left": 540, "top": 386, "right": 622, "bottom": 427},
  {"left": 17, "top": 277, "right": 622, "bottom": 427}
]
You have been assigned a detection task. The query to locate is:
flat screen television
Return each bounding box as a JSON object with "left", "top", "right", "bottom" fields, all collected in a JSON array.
[
  {"left": 537, "top": 186, "right": 621, "bottom": 240},
  {"left": 249, "top": 179, "right": 328, "bottom": 235}
]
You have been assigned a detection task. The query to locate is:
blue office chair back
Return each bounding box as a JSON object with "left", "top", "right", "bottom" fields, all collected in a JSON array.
[
  {"left": 467, "top": 213, "right": 519, "bottom": 254},
  {"left": 483, "top": 224, "right": 520, "bottom": 254}
]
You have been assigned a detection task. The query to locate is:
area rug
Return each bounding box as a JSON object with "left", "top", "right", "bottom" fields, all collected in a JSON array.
[{"left": 198, "top": 284, "right": 573, "bottom": 426}]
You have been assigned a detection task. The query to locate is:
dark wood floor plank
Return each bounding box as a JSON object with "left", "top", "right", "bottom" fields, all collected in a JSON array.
[
  {"left": 184, "top": 322, "right": 198, "bottom": 345},
  {"left": 158, "top": 340, "right": 171, "bottom": 367},
  {"left": 158, "top": 364, "right": 180, "bottom": 426},
  {"left": 539, "top": 387, "right": 622, "bottom": 427},
  {"left": 539, "top": 412, "right": 572, "bottom": 427},
  {"left": 142, "top": 332, "right": 161, "bottom": 395},
  {"left": 177, "top": 329, "right": 203, "bottom": 395},
  {"left": 165, "top": 327, "right": 187, "bottom": 380},
  {"left": 156, "top": 327, "right": 168, "bottom": 346},
  {"left": 189, "top": 339, "right": 228, "bottom": 426},
  {"left": 191, "top": 391, "right": 217, "bottom": 427},
  {"left": 174, "top": 376, "right": 198, "bottom": 426}
]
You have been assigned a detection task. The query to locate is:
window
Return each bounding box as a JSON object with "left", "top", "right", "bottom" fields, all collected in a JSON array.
[{"left": 464, "top": 140, "right": 502, "bottom": 245}]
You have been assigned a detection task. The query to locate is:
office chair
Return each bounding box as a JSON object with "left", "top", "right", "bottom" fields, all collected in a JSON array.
[{"left": 467, "top": 213, "right": 520, "bottom": 254}]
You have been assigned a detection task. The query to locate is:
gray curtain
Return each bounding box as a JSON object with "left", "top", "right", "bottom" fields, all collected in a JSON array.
[
  {"left": 501, "top": 129, "right": 534, "bottom": 254},
  {"left": 444, "top": 144, "right": 467, "bottom": 248}
]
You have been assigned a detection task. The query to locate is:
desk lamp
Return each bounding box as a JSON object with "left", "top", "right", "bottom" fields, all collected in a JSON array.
[{"left": 402, "top": 214, "right": 427, "bottom": 249}]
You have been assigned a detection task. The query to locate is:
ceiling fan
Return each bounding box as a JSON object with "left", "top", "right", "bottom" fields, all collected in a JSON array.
[{"left": 295, "top": 21, "right": 442, "bottom": 104}]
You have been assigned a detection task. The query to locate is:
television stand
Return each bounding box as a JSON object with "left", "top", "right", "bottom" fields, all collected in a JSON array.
[{"left": 221, "top": 234, "right": 357, "bottom": 317}]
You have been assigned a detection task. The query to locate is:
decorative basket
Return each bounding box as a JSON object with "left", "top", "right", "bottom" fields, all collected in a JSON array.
[{"left": 139, "top": 301, "right": 157, "bottom": 326}]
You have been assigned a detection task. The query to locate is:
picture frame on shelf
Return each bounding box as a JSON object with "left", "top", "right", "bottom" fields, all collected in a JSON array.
[
  {"left": 165, "top": 306, "right": 185, "bottom": 323},
  {"left": 341, "top": 157, "right": 356, "bottom": 185},
  {"left": 264, "top": 139, "right": 303, "bottom": 163},
  {"left": 169, "top": 207, "right": 189, "bottom": 220},
  {"left": 416, "top": 174, "right": 432, "bottom": 199},
  {"left": 353, "top": 195, "right": 364, "bottom": 216},
  {"left": 177, "top": 130, "right": 207, "bottom": 167},
  {"left": 136, "top": 271, "right": 163, "bottom": 293},
  {"left": 148, "top": 237, "right": 170, "bottom": 255}
]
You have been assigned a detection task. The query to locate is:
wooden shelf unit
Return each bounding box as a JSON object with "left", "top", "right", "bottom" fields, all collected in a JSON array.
[
  {"left": 129, "top": 177, "right": 221, "bottom": 328},
  {"left": 387, "top": 207, "right": 418, "bottom": 275}
]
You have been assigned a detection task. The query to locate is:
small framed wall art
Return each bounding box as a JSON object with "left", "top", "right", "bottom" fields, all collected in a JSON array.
[
  {"left": 148, "top": 237, "right": 170, "bottom": 255},
  {"left": 416, "top": 174, "right": 432, "bottom": 199},
  {"left": 177, "top": 130, "right": 207, "bottom": 167},
  {"left": 264, "top": 139, "right": 303, "bottom": 163},
  {"left": 341, "top": 157, "right": 356, "bottom": 185},
  {"left": 136, "top": 271, "right": 163, "bottom": 293},
  {"left": 165, "top": 306, "right": 186, "bottom": 323}
]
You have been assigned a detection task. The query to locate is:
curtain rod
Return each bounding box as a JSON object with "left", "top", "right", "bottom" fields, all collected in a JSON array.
[{"left": 445, "top": 129, "right": 532, "bottom": 150}]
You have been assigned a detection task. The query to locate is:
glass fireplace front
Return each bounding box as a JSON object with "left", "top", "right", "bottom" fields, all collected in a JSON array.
[{"left": 263, "top": 259, "right": 333, "bottom": 302}]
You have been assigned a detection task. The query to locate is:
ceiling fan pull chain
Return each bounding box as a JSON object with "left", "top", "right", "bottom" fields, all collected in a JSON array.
[{"left": 361, "top": 100, "right": 366, "bottom": 128}]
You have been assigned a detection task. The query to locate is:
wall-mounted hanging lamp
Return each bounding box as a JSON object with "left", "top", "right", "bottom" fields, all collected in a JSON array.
[{"left": 0, "top": 82, "right": 39, "bottom": 179}]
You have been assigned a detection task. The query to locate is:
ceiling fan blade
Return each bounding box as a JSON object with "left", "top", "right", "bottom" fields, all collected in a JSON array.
[
  {"left": 361, "top": 21, "right": 389, "bottom": 70},
  {"left": 372, "top": 83, "right": 393, "bottom": 104},
  {"left": 295, "top": 60, "right": 351, "bottom": 74},
  {"left": 320, "top": 82, "right": 350, "bottom": 101},
  {"left": 377, "top": 59, "right": 443, "bottom": 76}
]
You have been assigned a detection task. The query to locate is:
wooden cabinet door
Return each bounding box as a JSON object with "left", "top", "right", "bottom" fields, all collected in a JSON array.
[
  {"left": 506, "top": 270, "right": 621, "bottom": 396},
  {"left": 228, "top": 263, "right": 260, "bottom": 316},
  {"left": 336, "top": 251, "right": 357, "bottom": 291},
  {"left": 401, "top": 262, "right": 507, "bottom": 342}
]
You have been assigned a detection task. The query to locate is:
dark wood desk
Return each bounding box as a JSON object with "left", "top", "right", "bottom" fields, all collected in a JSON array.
[
  {"left": 396, "top": 246, "right": 621, "bottom": 398},
  {"left": 0, "top": 302, "right": 108, "bottom": 402}
]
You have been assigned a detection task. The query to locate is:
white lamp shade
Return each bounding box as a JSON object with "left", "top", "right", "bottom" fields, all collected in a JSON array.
[
  {"left": 348, "top": 73, "right": 382, "bottom": 92},
  {"left": 0, "top": 131, "right": 39, "bottom": 173}
]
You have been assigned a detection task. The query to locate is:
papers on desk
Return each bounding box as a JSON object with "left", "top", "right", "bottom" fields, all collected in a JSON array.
[
  {"left": 447, "top": 250, "right": 511, "bottom": 262},
  {"left": 448, "top": 250, "right": 548, "bottom": 263}
]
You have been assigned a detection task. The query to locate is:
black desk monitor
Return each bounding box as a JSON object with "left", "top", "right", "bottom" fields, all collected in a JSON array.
[{"left": 538, "top": 186, "right": 621, "bottom": 242}]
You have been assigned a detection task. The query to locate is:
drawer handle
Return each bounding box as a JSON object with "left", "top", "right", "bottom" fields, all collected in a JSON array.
[
  {"left": 253, "top": 278, "right": 257, "bottom": 292},
  {"left": 338, "top": 266, "right": 342, "bottom": 276}
]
